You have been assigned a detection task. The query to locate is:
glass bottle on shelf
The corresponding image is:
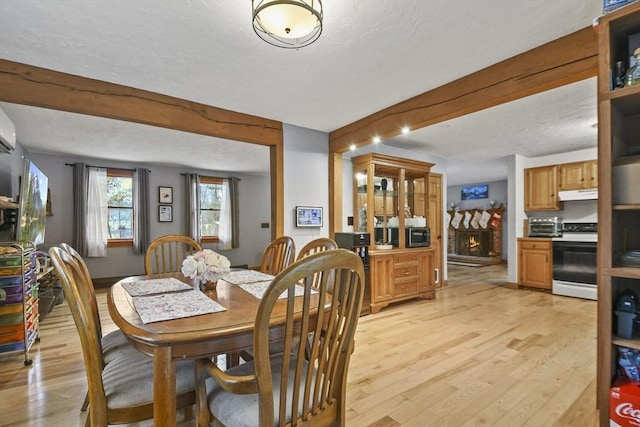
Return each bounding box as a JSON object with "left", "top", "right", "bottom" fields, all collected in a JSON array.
[{"left": 624, "top": 48, "right": 640, "bottom": 87}]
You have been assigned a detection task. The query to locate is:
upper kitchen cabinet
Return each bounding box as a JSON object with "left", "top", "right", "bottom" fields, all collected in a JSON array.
[
  {"left": 559, "top": 160, "right": 598, "bottom": 190},
  {"left": 525, "top": 165, "right": 560, "bottom": 211}
]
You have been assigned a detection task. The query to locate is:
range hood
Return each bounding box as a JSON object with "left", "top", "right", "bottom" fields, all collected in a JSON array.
[{"left": 558, "top": 189, "right": 598, "bottom": 201}]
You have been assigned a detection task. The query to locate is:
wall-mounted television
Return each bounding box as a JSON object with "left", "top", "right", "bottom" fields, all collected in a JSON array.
[
  {"left": 461, "top": 184, "right": 488, "bottom": 201},
  {"left": 16, "top": 158, "right": 48, "bottom": 245},
  {"left": 296, "top": 206, "right": 323, "bottom": 227}
]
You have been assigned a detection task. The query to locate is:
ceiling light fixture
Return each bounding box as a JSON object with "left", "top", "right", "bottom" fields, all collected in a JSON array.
[
  {"left": 373, "top": 136, "right": 381, "bottom": 143},
  {"left": 401, "top": 126, "right": 410, "bottom": 134},
  {"left": 252, "top": 0, "right": 323, "bottom": 49}
]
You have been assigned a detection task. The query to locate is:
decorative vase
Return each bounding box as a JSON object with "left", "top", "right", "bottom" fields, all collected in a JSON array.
[
  {"left": 380, "top": 178, "right": 388, "bottom": 191},
  {"left": 199, "top": 274, "right": 220, "bottom": 291}
]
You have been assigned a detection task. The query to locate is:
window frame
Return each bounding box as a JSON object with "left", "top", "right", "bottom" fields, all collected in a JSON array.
[
  {"left": 199, "top": 176, "right": 223, "bottom": 244},
  {"left": 106, "top": 168, "right": 134, "bottom": 247}
]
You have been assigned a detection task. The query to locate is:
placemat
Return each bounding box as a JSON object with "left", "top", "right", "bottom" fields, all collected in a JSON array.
[
  {"left": 223, "top": 270, "right": 275, "bottom": 285},
  {"left": 131, "top": 290, "right": 226, "bottom": 324},
  {"left": 122, "top": 277, "right": 193, "bottom": 296},
  {"left": 238, "top": 281, "right": 315, "bottom": 300}
]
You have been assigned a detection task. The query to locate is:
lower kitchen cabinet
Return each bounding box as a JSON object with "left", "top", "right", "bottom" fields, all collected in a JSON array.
[
  {"left": 369, "top": 247, "right": 435, "bottom": 314},
  {"left": 518, "top": 238, "right": 552, "bottom": 290}
]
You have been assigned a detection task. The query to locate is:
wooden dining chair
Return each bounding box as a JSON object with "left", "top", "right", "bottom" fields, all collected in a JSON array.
[
  {"left": 49, "top": 246, "right": 196, "bottom": 426},
  {"left": 195, "top": 249, "right": 364, "bottom": 427},
  {"left": 60, "top": 242, "right": 138, "bottom": 412},
  {"left": 258, "top": 235, "right": 295, "bottom": 275},
  {"left": 296, "top": 237, "right": 338, "bottom": 261},
  {"left": 145, "top": 234, "right": 202, "bottom": 275}
]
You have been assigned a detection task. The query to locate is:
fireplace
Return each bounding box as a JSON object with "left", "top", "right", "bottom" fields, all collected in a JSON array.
[{"left": 456, "top": 230, "right": 492, "bottom": 257}]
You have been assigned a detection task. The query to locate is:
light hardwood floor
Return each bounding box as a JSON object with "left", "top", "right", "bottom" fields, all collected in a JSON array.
[{"left": 0, "top": 263, "right": 599, "bottom": 426}]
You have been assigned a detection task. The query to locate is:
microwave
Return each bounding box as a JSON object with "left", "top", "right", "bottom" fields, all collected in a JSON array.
[{"left": 379, "top": 227, "right": 431, "bottom": 248}]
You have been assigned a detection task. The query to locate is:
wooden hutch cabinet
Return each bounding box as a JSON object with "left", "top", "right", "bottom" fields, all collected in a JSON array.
[
  {"left": 524, "top": 165, "right": 560, "bottom": 211},
  {"left": 351, "top": 153, "right": 436, "bottom": 314},
  {"left": 596, "top": 4, "right": 640, "bottom": 425}
]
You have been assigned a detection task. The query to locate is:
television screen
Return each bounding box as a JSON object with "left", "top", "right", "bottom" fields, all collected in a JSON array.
[
  {"left": 461, "top": 184, "right": 488, "bottom": 201},
  {"left": 296, "top": 206, "right": 323, "bottom": 227},
  {"left": 17, "top": 158, "right": 48, "bottom": 245}
]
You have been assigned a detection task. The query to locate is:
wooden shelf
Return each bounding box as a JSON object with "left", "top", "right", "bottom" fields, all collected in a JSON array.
[
  {"left": 612, "top": 337, "right": 640, "bottom": 351},
  {"left": 0, "top": 199, "right": 19, "bottom": 209},
  {"left": 612, "top": 204, "right": 640, "bottom": 211},
  {"left": 606, "top": 267, "right": 640, "bottom": 280}
]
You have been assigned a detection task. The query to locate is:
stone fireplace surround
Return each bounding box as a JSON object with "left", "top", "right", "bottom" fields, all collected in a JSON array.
[{"left": 447, "top": 207, "right": 504, "bottom": 264}]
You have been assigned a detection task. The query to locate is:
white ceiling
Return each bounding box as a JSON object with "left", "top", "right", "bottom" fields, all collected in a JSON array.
[{"left": 0, "top": 1, "right": 602, "bottom": 184}]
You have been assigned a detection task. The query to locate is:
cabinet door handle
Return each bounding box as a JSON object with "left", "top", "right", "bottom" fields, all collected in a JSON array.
[{"left": 435, "top": 268, "right": 439, "bottom": 284}]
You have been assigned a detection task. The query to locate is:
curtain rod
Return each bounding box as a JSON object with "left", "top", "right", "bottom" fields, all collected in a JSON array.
[
  {"left": 180, "top": 173, "right": 241, "bottom": 181},
  {"left": 65, "top": 163, "right": 149, "bottom": 172}
]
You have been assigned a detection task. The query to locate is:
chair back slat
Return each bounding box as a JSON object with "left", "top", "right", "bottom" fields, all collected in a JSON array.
[
  {"left": 259, "top": 236, "right": 295, "bottom": 276},
  {"left": 253, "top": 249, "right": 364, "bottom": 426},
  {"left": 296, "top": 237, "right": 338, "bottom": 261},
  {"left": 145, "top": 234, "right": 202, "bottom": 275}
]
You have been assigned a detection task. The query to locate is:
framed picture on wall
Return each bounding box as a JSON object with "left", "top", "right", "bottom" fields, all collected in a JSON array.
[
  {"left": 159, "top": 186, "right": 173, "bottom": 204},
  {"left": 159, "top": 205, "right": 173, "bottom": 222}
]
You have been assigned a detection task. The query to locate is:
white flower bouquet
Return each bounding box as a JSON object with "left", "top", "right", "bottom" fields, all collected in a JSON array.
[{"left": 181, "top": 249, "right": 231, "bottom": 286}]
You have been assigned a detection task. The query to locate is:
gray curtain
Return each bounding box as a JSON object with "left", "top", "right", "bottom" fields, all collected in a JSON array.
[
  {"left": 185, "top": 173, "right": 201, "bottom": 243},
  {"left": 133, "top": 168, "right": 150, "bottom": 254},
  {"left": 229, "top": 176, "right": 240, "bottom": 248},
  {"left": 72, "top": 162, "right": 87, "bottom": 256}
]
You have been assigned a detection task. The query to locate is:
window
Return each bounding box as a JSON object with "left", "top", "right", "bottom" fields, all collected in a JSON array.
[
  {"left": 199, "top": 176, "right": 224, "bottom": 243},
  {"left": 107, "top": 169, "right": 134, "bottom": 246}
]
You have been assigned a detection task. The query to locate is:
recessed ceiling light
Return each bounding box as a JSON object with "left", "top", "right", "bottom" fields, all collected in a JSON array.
[
  {"left": 401, "top": 126, "right": 410, "bottom": 134},
  {"left": 349, "top": 144, "right": 356, "bottom": 151},
  {"left": 372, "top": 136, "right": 381, "bottom": 143}
]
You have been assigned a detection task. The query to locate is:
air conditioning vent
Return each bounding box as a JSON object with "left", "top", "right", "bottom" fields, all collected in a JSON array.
[{"left": 0, "top": 107, "right": 16, "bottom": 153}]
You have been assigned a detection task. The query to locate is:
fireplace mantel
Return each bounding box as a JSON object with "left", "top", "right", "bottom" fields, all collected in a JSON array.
[{"left": 447, "top": 207, "right": 505, "bottom": 262}]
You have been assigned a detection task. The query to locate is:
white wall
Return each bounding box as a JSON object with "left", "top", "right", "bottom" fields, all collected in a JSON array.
[{"left": 283, "top": 124, "right": 330, "bottom": 252}]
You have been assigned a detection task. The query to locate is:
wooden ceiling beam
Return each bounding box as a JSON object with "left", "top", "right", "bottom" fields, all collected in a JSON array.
[
  {"left": 329, "top": 26, "right": 598, "bottom": 153},
  {"left": 0, "top": 59, "right": 283, "bottom": 147}
]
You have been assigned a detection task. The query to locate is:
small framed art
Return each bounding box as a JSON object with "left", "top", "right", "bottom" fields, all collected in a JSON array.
[
  {"left": 159, "top": 205, "right": 173, "bottom": 222},
  {"left": 159, "top": 186, "right": 173, "bottom": 204}
]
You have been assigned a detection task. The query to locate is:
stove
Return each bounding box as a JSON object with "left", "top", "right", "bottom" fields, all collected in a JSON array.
[
  {"left": 553, "top": 222, "right": 598, "bottom": 242},
  {"left": 552, "top": 222, "right": 598, "bottom": 300}
]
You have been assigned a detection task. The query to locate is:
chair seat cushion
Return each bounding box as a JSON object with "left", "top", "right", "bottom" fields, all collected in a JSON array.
[
  {"left": 103, "top": 351, "right": 195, "bottom": 410},
  {"left": 207, "top": 356, "right": 314, "bottom": 427},
  {"left": 101, "top": 329, "right": 137, "bottom": 363}
]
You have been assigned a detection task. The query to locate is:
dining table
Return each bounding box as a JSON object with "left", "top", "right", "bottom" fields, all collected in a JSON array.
[{"left": 107, "top": 270, "right": 323, "bottom": 427}]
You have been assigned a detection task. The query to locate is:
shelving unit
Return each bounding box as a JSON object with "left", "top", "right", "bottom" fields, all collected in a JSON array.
[
  {"left": 596, "top": 3, "right": 640, "bottom": 425},
  {"left": 0, "top": 241, "right": 39, "bottom": 365},
  {"left": 351, "top": 153, "right": 437, "bottom": 313}
]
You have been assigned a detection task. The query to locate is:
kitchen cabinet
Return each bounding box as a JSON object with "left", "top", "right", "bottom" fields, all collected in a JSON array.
[
  {"left": 517, "top": 238, "right": 552, "bottom": 290},
  {"left": 0, "top": 241, "right": 39, "bottom": 365},
  {"left": 369, "top": 248, "right": 435, "bottom": 314},
  {"left": 558, "top": 160, "right": 598, "bottom": 190},
  {"left": 524, "top": 165, "right": 560, "bottom": 211},
  {"left": 596, "top": 4, "right": 640, "bottom": 425}
]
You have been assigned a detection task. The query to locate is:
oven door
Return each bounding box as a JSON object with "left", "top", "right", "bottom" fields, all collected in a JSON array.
[{"left": 552, "top": 240, "right": 597, "bottom": 285}]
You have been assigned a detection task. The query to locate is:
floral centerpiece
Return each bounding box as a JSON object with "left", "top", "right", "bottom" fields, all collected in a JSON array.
[{"left": 181, "top": 249, "right": 231, "bottom": 289}]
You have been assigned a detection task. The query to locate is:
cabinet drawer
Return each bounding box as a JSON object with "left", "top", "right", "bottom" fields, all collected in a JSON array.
[
  {"left": 394, "top": 253, "right": 420, "bottom": 264},
  {"left": 0, "top": 304, "right": 24, "bottom": 316},
  {"left": 0, "top": 330, "right": 25, "bottom": 345},
  {"left": 394, "top": 279, "right": 419, "bottom": 297},
  {"left": 394, "top": 264, "right": 418, "bottom": 279},
  {"left": 520, "top": 240, "right": 551, "bottom": 250}
]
